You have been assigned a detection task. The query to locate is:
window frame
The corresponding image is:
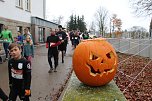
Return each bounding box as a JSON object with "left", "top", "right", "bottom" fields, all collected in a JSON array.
[
  {"left": 25, "top": 0, "right": 31, "bottom": 12},
  {"left": 16, "top": 26, "right": 22, "bottom": 33},
  {"left": 16, "top": 0, "right": 23, "bottom": 9}
]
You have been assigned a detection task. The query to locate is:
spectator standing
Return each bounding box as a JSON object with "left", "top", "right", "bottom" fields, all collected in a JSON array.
[
  {"left": 23, "top": 35, "right": 34, "bottom": 65},
  {"left": 17, "top": 31, "right": 23, "bottom": 45},
  {"left": 23, "top": 28, "right": 33, "bottom": 44},
  {"left": 22, "top": 28, "right": 34, "bottom": 64},
  {"left": 16, "top": 31, "right": 24, "bottom": 55},
  {"left": 13, "top": 37, "right": 18, "bottom": 43}
]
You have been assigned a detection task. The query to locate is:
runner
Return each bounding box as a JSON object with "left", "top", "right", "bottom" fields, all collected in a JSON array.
[
  {"left": 46, "top": 29, "right": 61, "bottom": 73},
  {"left": 8, "top": 43, "right": 32, "bottom": 101},
  {"left": 56, "top": 25, "right": 68, "bottom": 63},
  {"left": 0, "top": 25, "right": 13, "bottom": 60}
]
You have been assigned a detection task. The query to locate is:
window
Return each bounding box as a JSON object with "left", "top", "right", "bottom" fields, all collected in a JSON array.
[
  {"left": 25, "top": 0, "right": 31, "bottom": 11},
  {"left": 26, "top": 27, "right": 30, "bottom": 32},
  {"left": 0, "top": 24, "right": 4, "bottom": 33},
  {"left": 16, "top": 26, "right": 22, "bottom": 33},
  {"left": 16, "top": 0, "right": 23, "bottom": 8},
  {"left": 0, "top": 24, "right": 4, "bottom": 51},
  {"left": 38, "top": 27, "right": 45, "bottom": 42}
]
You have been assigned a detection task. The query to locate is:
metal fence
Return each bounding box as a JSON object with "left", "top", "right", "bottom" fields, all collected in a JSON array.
[{"left": 107, "top": 38, "right": 152, "bottom": 59}]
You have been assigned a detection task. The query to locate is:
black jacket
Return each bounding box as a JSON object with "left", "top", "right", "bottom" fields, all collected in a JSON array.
[
  {"left": 8, "top": 57, "right": 31, "bottom": 90},
  {"left": 56, "top": 31, "right": 68, "bottom": 51},
  {"left": 46, "top": 35, "right": 61, "bottom": 50}
]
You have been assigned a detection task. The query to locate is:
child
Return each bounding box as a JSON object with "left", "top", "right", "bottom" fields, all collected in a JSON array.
[
  {"left": 23, "top": 35, "right": 34, "bottom": 65},
  {"left": 8, "top": 43, "right": 31, "bottom": 101}
]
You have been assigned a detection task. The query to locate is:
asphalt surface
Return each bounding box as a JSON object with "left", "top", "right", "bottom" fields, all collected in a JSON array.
[{"left": 0, "top": 43, "right": 73, "bottom": 101}]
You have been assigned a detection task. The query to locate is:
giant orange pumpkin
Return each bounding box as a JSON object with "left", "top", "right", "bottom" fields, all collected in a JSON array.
[{"left": 73, "top": 38, "right": 118, "bottom": 86}]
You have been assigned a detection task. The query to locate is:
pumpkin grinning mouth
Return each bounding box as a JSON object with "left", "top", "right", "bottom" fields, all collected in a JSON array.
[
  {"left": 87, "top": 63, "right": 101, "bottom": 74},
  {"left": 86, "top": 63, "right": 112, "bottom": 75},
  {"left": 104, "top": 69, "right": 111, "bottom": 72}
]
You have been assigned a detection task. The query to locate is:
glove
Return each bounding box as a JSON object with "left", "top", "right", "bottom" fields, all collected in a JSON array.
[
  {"left": 25, "top": 89, "right": 31, "bottom": 96},
  {"left": 46, "top": 42, "right": 48, "bottom": 48},
  {"left": 50, "top": 43, "right": 55, "bottom": 47}
]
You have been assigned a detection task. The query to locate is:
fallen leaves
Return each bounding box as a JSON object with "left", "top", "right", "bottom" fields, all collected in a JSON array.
[{"left": 114, "top": 52, "right": 152, "bottom": 101}]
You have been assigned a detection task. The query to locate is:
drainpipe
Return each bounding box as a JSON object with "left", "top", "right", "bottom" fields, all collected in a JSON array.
[{"left": 43, "top": 0, "right": 46, "bottom": 19}]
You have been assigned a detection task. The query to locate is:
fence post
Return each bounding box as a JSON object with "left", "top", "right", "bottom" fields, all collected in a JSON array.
[
  {"left": 150, "top": 39, "right": 152, "bottom": 59},
  {"left": 139, "top": 39, "right": 140, "bottom": 56}
]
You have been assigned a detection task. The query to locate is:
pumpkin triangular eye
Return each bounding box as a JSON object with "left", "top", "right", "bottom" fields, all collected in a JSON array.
[
  {"left": 92, "top": 54, "right": 98, "bottom": 60},
  {"left": 106, "top": 52, "right": 113, "bottom": 59},
  {"left": 101, "top": 60, "right": 104, "bottom": 63}
]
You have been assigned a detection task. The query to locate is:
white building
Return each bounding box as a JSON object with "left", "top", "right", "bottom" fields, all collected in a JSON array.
[{"left": 0, "top": 0, "right": 58, "bottom": 43}]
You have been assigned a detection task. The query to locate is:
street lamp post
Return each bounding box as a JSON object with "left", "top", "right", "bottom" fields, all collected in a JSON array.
[{"left": 110, "top": 18, "right": 112, "bottom": 38}]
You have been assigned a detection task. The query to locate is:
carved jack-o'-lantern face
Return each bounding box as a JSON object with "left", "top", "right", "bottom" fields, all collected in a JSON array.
[{"left": 73, "top": 38, "right": 118, "bottom": 86}]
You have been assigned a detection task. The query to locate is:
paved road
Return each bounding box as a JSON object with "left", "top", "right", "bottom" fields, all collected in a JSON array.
[{"left": 0, "top": 43, "right": 73, "bottom": 101}]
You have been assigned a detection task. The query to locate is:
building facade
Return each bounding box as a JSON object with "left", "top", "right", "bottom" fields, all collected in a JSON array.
[{"left": 0, "top": 0, "right": 58, "bottom": 43}]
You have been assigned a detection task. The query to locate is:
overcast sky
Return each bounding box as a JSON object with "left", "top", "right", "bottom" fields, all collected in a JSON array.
[{"left": 46, "top": 0, "right": 151, "bottom": 31}]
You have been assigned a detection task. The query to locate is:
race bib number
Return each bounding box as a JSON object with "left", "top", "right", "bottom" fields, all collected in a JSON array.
[
  {"left": 4, "top": 39, "right": 8, "bottom": 41},
  {"left": 50, "top": 43, "right": 55, "bottom": 47},
  {"left": 75, "top": 37, "right": 78, "bottom": 39},
  {"left": 59, "top": 36, "right": 62, "bottom": 40}
]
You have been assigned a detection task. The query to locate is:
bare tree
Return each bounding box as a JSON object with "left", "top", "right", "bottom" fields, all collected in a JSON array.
[
  {"left": 111, "top": 14, "right": 122, "bottom": 38},
  {"left": 57, "top": 16, "right": 63, "bottom": 25},
  {"left": 94, "top": 7, "right": 108, "bottom": 37},
  {"left": 150, "top": 19, "right": 152, "bottom": 37},
  {"left": 111, "top": 14, "right": 117, "bottom": 32},
  {"left": 52, "top": 15, "right": 63, "bottom": 25},
  {"left": 128, "top": 26, "right": 148, "bottom": 39},
  {"left": 130, "top": 0, "right": 152, "bottom": 16},
  {"left": 89, "top": 21, "right": 96, "bottom": 35}
]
